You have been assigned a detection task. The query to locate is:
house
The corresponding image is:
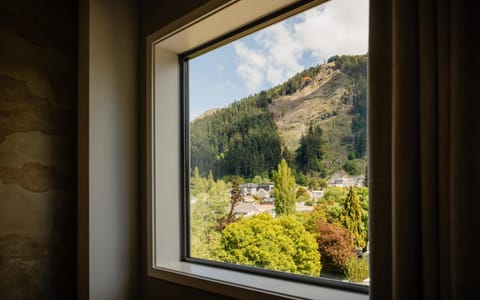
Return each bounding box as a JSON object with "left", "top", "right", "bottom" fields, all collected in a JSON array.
[
  {"left": 330, "top": 177, "right": 355, "bottom": 188},
  {"left": 233, "top": 202, "right": 261, "bottom": 217},
  {"left": 257, "top": 188, "right": 270, "bottom": 199},
  {"left": 257, "top": 183, "right": 274, "bottom": 192},
  {"left": 239, "top": 183, "right": 258, "bottom": 196},
  {"left": 309, "top": 190, "right": 324, "bottom": 199}
]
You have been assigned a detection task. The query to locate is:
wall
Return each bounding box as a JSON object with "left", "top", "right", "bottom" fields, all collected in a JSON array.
[
  {"left": 77, "top": 0, "right": 139, "bottom": 299},
  {"left": 0, "top": 0, "right": 77, "bottom": 299}
]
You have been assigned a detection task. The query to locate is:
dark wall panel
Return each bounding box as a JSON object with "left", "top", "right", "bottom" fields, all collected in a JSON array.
[{"left": 0, "top": 0, "right": 77, "bottom": 299}]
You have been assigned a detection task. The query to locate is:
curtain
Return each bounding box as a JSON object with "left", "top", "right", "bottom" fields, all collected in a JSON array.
[{"left": 369, "top": 0, "right": 480, "bottom": 299}]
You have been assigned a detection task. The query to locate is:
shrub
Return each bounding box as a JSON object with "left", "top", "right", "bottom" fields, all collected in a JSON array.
[
  {"left": 343, "top": 160, "right": 360, "bottom": 175},
  {"left": 296, "top": 186, "right": 310, "bottom": 200},
  {"left": 304, "top": 199, "right": 314, "bottom": 206},
  {"left": 345, "top": 257, "right": 369, "bottom": 282},
  {"left": 316, "top": 221, "right": 357, "bottom": 274}
]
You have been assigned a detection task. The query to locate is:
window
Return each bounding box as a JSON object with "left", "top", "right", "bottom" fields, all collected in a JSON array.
[{"left": 147, "top": 1, "right": 369, "bottom": 299}]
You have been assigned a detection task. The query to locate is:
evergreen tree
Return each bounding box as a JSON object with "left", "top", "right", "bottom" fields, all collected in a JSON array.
[
  {"left": 340, "top": 187, "right": 366, "bottom": 248},
  {"left": 296, "top": 123, "right": 326, "bottom": 176},
  {"left": 273, "top": 159, "right": 296, "bottom": 216}
]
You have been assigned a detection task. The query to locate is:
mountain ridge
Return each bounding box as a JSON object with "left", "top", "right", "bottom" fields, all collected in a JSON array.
[{"left": 190, "top": 54, "right": 367, "bottom": 181}]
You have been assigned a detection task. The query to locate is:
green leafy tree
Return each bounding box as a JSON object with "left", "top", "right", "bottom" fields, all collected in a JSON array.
[
  {"left": 190, "top": 178, "right": 230, "bottom": 259},
  {"left": 318, "top": 187, "right": 347, "bottom": 225},
  {"left": 302, "top": 206, "right": 327, "bottom": 234},
  {"left": 216, "top": 213, "right": 321, "bottom": 276},
  {"left": 273, "top": 159, "right": 296, "bottom": 216},
  {"left": 190, "top": 166, "right": 208, "bottom": 197},
  {"left": 296, "top": 186, "right": 311, "bottom": 202},
  {"left": 207, "top": 170, "right": 215, "bottom": 191},
  {"left": 308, "top": 176, "right": 328, "bottom": 190},
  {"left": 340, "top": 187, "right": 366, "bottom": 248}
]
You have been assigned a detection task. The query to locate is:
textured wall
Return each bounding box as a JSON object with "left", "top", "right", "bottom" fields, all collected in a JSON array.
[{"left": 0, "top": 0, "right": 77, "bottom": 299}]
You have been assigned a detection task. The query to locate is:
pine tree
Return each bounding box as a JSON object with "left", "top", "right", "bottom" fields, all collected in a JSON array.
[
  {"left": 341, "top": 187, "right": 366, "bottom": 249},
  {"left": 296, "top": 123, "right": 326, "bottom": 176},
  {"left": 273, "top": 159, "right": 296, "bottom": 216}
]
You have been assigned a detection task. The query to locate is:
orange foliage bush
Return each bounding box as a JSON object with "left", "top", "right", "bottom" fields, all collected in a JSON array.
[{"left": 316, "top": 221, "right": 357, "bottom": 274}]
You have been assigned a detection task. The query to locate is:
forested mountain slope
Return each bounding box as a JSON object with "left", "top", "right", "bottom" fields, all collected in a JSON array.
[{"left": 190, "top": 54, "right": 367, "bottom": 182}]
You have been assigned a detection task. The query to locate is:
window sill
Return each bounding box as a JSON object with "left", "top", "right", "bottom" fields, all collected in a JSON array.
[{"left": 149, "top": 261, "right": 369, "bottom": 300}]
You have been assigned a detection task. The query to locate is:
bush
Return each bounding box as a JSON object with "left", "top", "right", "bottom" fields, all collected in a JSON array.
[
  {"left": 316, "top": 221, "right": 357, "bottom": 274},
  {"left": 345, "top": 257, "right": 369, "bottom": 282},
  {"left": 343, "top": 160, "right": 360, "bottom": 175}
]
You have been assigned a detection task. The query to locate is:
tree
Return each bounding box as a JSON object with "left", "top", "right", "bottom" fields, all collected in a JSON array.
[
  {"left": 340, "top": 187, "right": 366, "bottom": 248},
  {"left": 296, "top": 186, "right": 311, "bottom": 202},
  {"left": 207, "top": 170, "right": 215, "bottom": 191},
  {"left": 302, "top": 206, "right": 327, "bottom": 234},
  {"left": 319, "top": 187, "right": 347, "bottom": 225},
  {"left": 216, "top": 179, "right": 243, "bottom": 231},
  {"left": 190, "top": 178, "right": 230, "bottom": 259},
  {"left": 316, "top": 221, "right": 357, "bottom": 274},
  {"left": 273, "top": 159, "right": 296, "bottom": 216},
  {"left": 216, "top": 213, "right": 321, "bottom": 276},
  {"left": 296, "top": 123, "right": 326, "bottom": 176},
  {"left": 190, "top": 166, "right": 208, "bottom": 197}
]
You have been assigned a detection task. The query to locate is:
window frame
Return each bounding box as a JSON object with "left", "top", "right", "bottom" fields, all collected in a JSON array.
[{"left": 146, "top": 0, "right": 370, "bottom": 298}]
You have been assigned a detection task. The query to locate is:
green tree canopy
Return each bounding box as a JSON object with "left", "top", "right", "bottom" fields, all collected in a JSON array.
[
  {"left": 190, "top": 166, "right": 208, "bottom": 197},
  {"left": 216, "top": 213, "right": 321, "bottom": 276},
  {"left": 340, "top": 187, "right": 366, "bottom": 248},
  {"left": 296, "top": 123, "right": 326, "bottom": 176},
  {"left": 190, "top": 176, "right": 230, "bottom": 259},
  {"left": 273, "top": 159, "right": 297, "bottom": 216}
]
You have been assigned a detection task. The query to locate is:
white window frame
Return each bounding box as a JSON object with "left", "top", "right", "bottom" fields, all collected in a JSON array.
[{"left": 146, "top": 0, "right": 370, "bottom": 299}]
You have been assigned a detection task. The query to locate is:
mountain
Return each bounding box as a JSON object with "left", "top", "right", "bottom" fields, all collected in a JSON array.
[{"left": 190, "top": 54, "right": 367, "bottom": 182}]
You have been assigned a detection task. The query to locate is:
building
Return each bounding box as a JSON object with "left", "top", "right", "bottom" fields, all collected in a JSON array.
[{"left": 0, "top": 0, "right": 476, "bottom": 299}]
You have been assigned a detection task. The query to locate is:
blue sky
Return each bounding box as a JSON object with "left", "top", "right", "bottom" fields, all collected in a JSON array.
[{"left": 189, "top": 0, "right": 369, "bottom": 120}]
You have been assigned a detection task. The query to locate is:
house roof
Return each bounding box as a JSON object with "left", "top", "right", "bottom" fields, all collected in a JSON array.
[{"left": 234, "top": 202, "right": 261, "bottom": 214}]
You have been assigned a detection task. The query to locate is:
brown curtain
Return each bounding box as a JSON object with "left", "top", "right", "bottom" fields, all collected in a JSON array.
[{"left": 369, "top": 0, "right": 480, "bottom": 299}]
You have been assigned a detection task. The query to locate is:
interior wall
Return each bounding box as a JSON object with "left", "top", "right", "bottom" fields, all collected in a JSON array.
[
  {"left": 78, "top": 0, "right": 139, "bottom": 299},
  {"left": 0, "top": 0, "right": 78, "bottom": 299}
]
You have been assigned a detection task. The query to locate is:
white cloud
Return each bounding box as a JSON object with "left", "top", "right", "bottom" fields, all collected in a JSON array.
[
  {"left": 233, "top": 0, "right": 368, "bottom": 91},
  {"left": 233, "top": 42, "right": 266, "bottom": 91}
]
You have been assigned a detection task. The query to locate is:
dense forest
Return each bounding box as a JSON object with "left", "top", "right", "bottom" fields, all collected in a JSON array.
[{"left": 190, "top": 54, "right": 367, "bottom": 181}]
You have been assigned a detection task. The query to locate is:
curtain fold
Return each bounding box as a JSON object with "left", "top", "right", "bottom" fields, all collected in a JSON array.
[{"left": 369, "top": 0, "right": 480, "bottom": 299}]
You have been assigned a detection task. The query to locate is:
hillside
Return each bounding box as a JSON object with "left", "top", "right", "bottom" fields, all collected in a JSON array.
[
  {"left": 190, "top": 54, "right": 367, "bottom": 181},
  {"left": 269, "top": 59, "right": 365, "bottom": 178}
]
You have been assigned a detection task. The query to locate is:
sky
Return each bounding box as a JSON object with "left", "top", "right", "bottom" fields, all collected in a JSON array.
[{"left": 189, "top": 0, "right": 369, "bottom": 120}]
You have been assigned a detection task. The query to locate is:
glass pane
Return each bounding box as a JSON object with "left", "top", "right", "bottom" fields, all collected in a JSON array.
[{"left": 188, "top": 0, "right": 369, "bottom": 285}]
